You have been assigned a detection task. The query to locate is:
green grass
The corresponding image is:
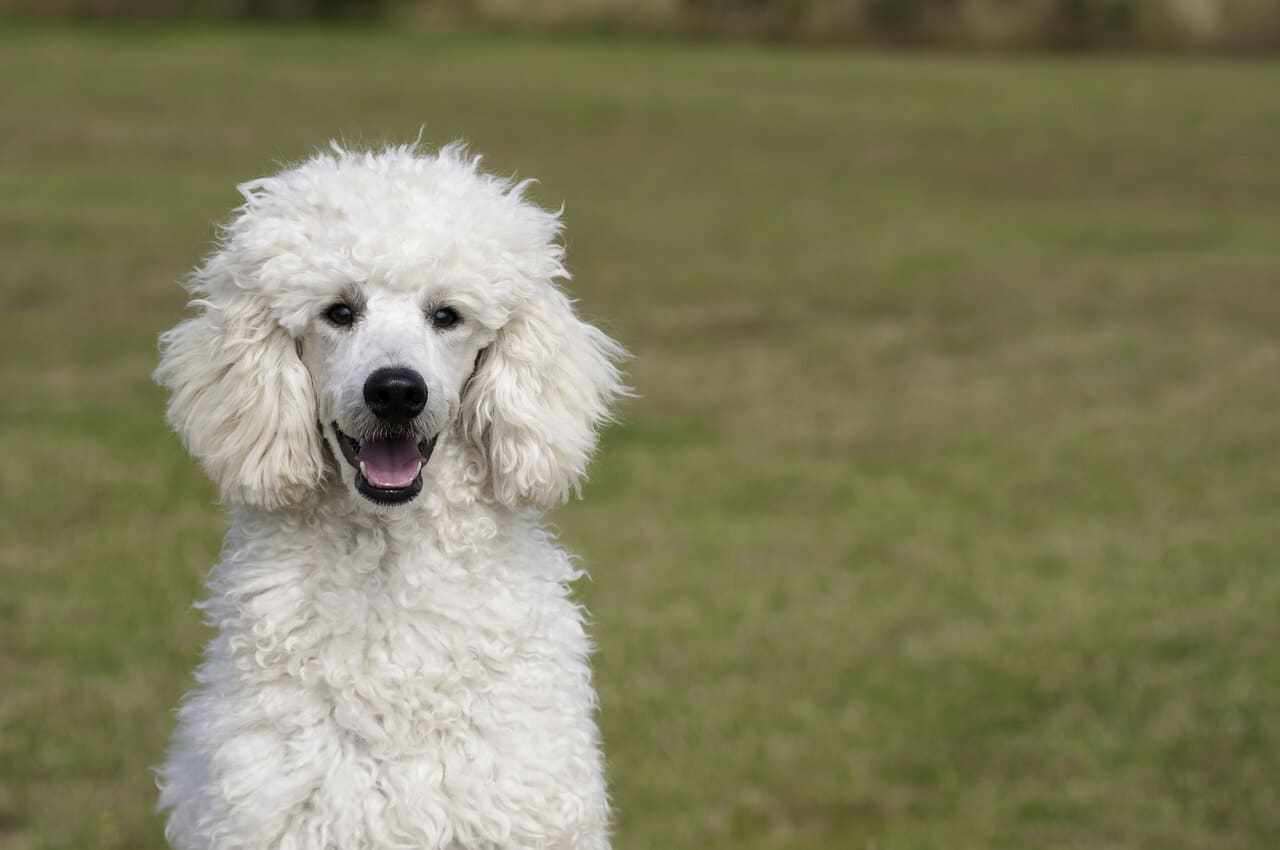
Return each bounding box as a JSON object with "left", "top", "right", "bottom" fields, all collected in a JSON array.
[{"left": 2, "top": 23, "right": 1279, "bottom": 850}]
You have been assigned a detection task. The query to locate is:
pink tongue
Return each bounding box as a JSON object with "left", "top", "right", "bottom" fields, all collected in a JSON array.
[{"left": 358, "top": 437, "right": 423, "bottom": 488}]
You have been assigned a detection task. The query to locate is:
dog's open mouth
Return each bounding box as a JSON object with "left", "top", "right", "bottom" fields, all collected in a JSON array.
[{"left": 333, "top": 422, "right": 438, "bottom": 505}]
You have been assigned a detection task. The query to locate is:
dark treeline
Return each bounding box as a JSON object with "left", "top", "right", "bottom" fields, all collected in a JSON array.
[{"left": 3, "top": 0, "right": 1279, "bottom": 49}]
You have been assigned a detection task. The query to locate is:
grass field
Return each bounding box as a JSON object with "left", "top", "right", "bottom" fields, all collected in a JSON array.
[{"left": 1, "top": 23, "right": 1279, "bottom": 850}]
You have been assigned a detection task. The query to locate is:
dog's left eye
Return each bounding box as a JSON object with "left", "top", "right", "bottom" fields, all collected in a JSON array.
[
  {"left": 324, "top": 303, "right": 357, "bottom": 327},
  {"left": 430, "top": 307, "right": 460, "bottom": 329}
]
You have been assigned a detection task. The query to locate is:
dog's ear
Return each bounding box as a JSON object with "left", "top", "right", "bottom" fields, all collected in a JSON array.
[
  {"left": 155, "top": 253, "right": 325, "bottom": 511},
  {"left": 462, "top": 281, "right": 627, "bottom": 510}
]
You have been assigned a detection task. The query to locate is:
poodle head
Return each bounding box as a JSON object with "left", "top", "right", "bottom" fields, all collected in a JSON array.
[{"left": 156, "top": 143, "right": 625, "bottom": 512}]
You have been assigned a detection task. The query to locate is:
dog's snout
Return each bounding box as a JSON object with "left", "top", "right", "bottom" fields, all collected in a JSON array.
[{"left": 364, "top": 367, "right": 427, "bottom": 423}]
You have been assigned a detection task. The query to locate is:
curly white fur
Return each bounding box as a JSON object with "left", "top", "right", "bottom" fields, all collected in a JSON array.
[{"left": 154, "top": 143, "right": 626, "bottom": 850}]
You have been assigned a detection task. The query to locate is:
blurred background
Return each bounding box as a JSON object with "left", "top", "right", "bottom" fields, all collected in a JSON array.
[
  {"left": 5, "top": 0, "right": 1280, "bottom": 48},
  {"left": 1, "top": 2, "right": 1278, "bottom": 850}
]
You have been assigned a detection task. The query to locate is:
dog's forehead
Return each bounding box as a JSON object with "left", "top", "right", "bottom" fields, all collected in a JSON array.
[
  {"left": 362, "top": 286, "right": 423, "bottom": 312},
  {"left": 228, "top": 149, "right": 566, "bottom": 336}
]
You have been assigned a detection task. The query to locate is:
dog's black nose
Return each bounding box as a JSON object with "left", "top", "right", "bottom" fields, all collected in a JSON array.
[{"left": 364, "top": 368, "right": 427, "bottom": 423}]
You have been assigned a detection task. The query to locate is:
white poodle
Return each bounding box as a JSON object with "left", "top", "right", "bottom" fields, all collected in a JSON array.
[{"left": 153, "top": 143, "right": 626, "bottom": 850}]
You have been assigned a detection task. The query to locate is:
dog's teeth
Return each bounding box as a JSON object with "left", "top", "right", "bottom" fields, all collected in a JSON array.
[{"left": 359, "top": 461, "right": 368, "bottom": 479}]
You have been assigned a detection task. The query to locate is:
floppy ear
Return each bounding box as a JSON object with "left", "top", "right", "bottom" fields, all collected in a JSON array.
[
  {"left": 462, "top": 282, "right": 627, "bottom": 510},
  {"left": 155, "top": 259, "right": 325, "bottom": 511}
]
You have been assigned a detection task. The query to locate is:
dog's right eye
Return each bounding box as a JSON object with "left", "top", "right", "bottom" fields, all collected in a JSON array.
[{"left": 324, "top": 303, "right": 356, "bottom": 327}]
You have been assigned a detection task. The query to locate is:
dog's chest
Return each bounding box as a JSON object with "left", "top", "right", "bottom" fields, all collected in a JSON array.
[
  {"left": 227, "top": 532, "right": 591, "bottom": 754},
  {"left": 192, "top": 527, "right": 608, "bottom": 849},
  {"left": 320, "top": 571, "right": 582, "bottom": 751}
]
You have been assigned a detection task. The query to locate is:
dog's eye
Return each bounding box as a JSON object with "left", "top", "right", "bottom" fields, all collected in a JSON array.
[
  {"left": 430, "top": 307, "right": 460, "bottom": 329},
  {"left": 324, "top": 303, "right": 357, "bottom": 327}
]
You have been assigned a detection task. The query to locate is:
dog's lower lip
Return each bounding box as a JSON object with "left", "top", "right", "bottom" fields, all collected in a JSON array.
[{"left": 356, "top": 472, "right": 423, "bottom": 505}]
